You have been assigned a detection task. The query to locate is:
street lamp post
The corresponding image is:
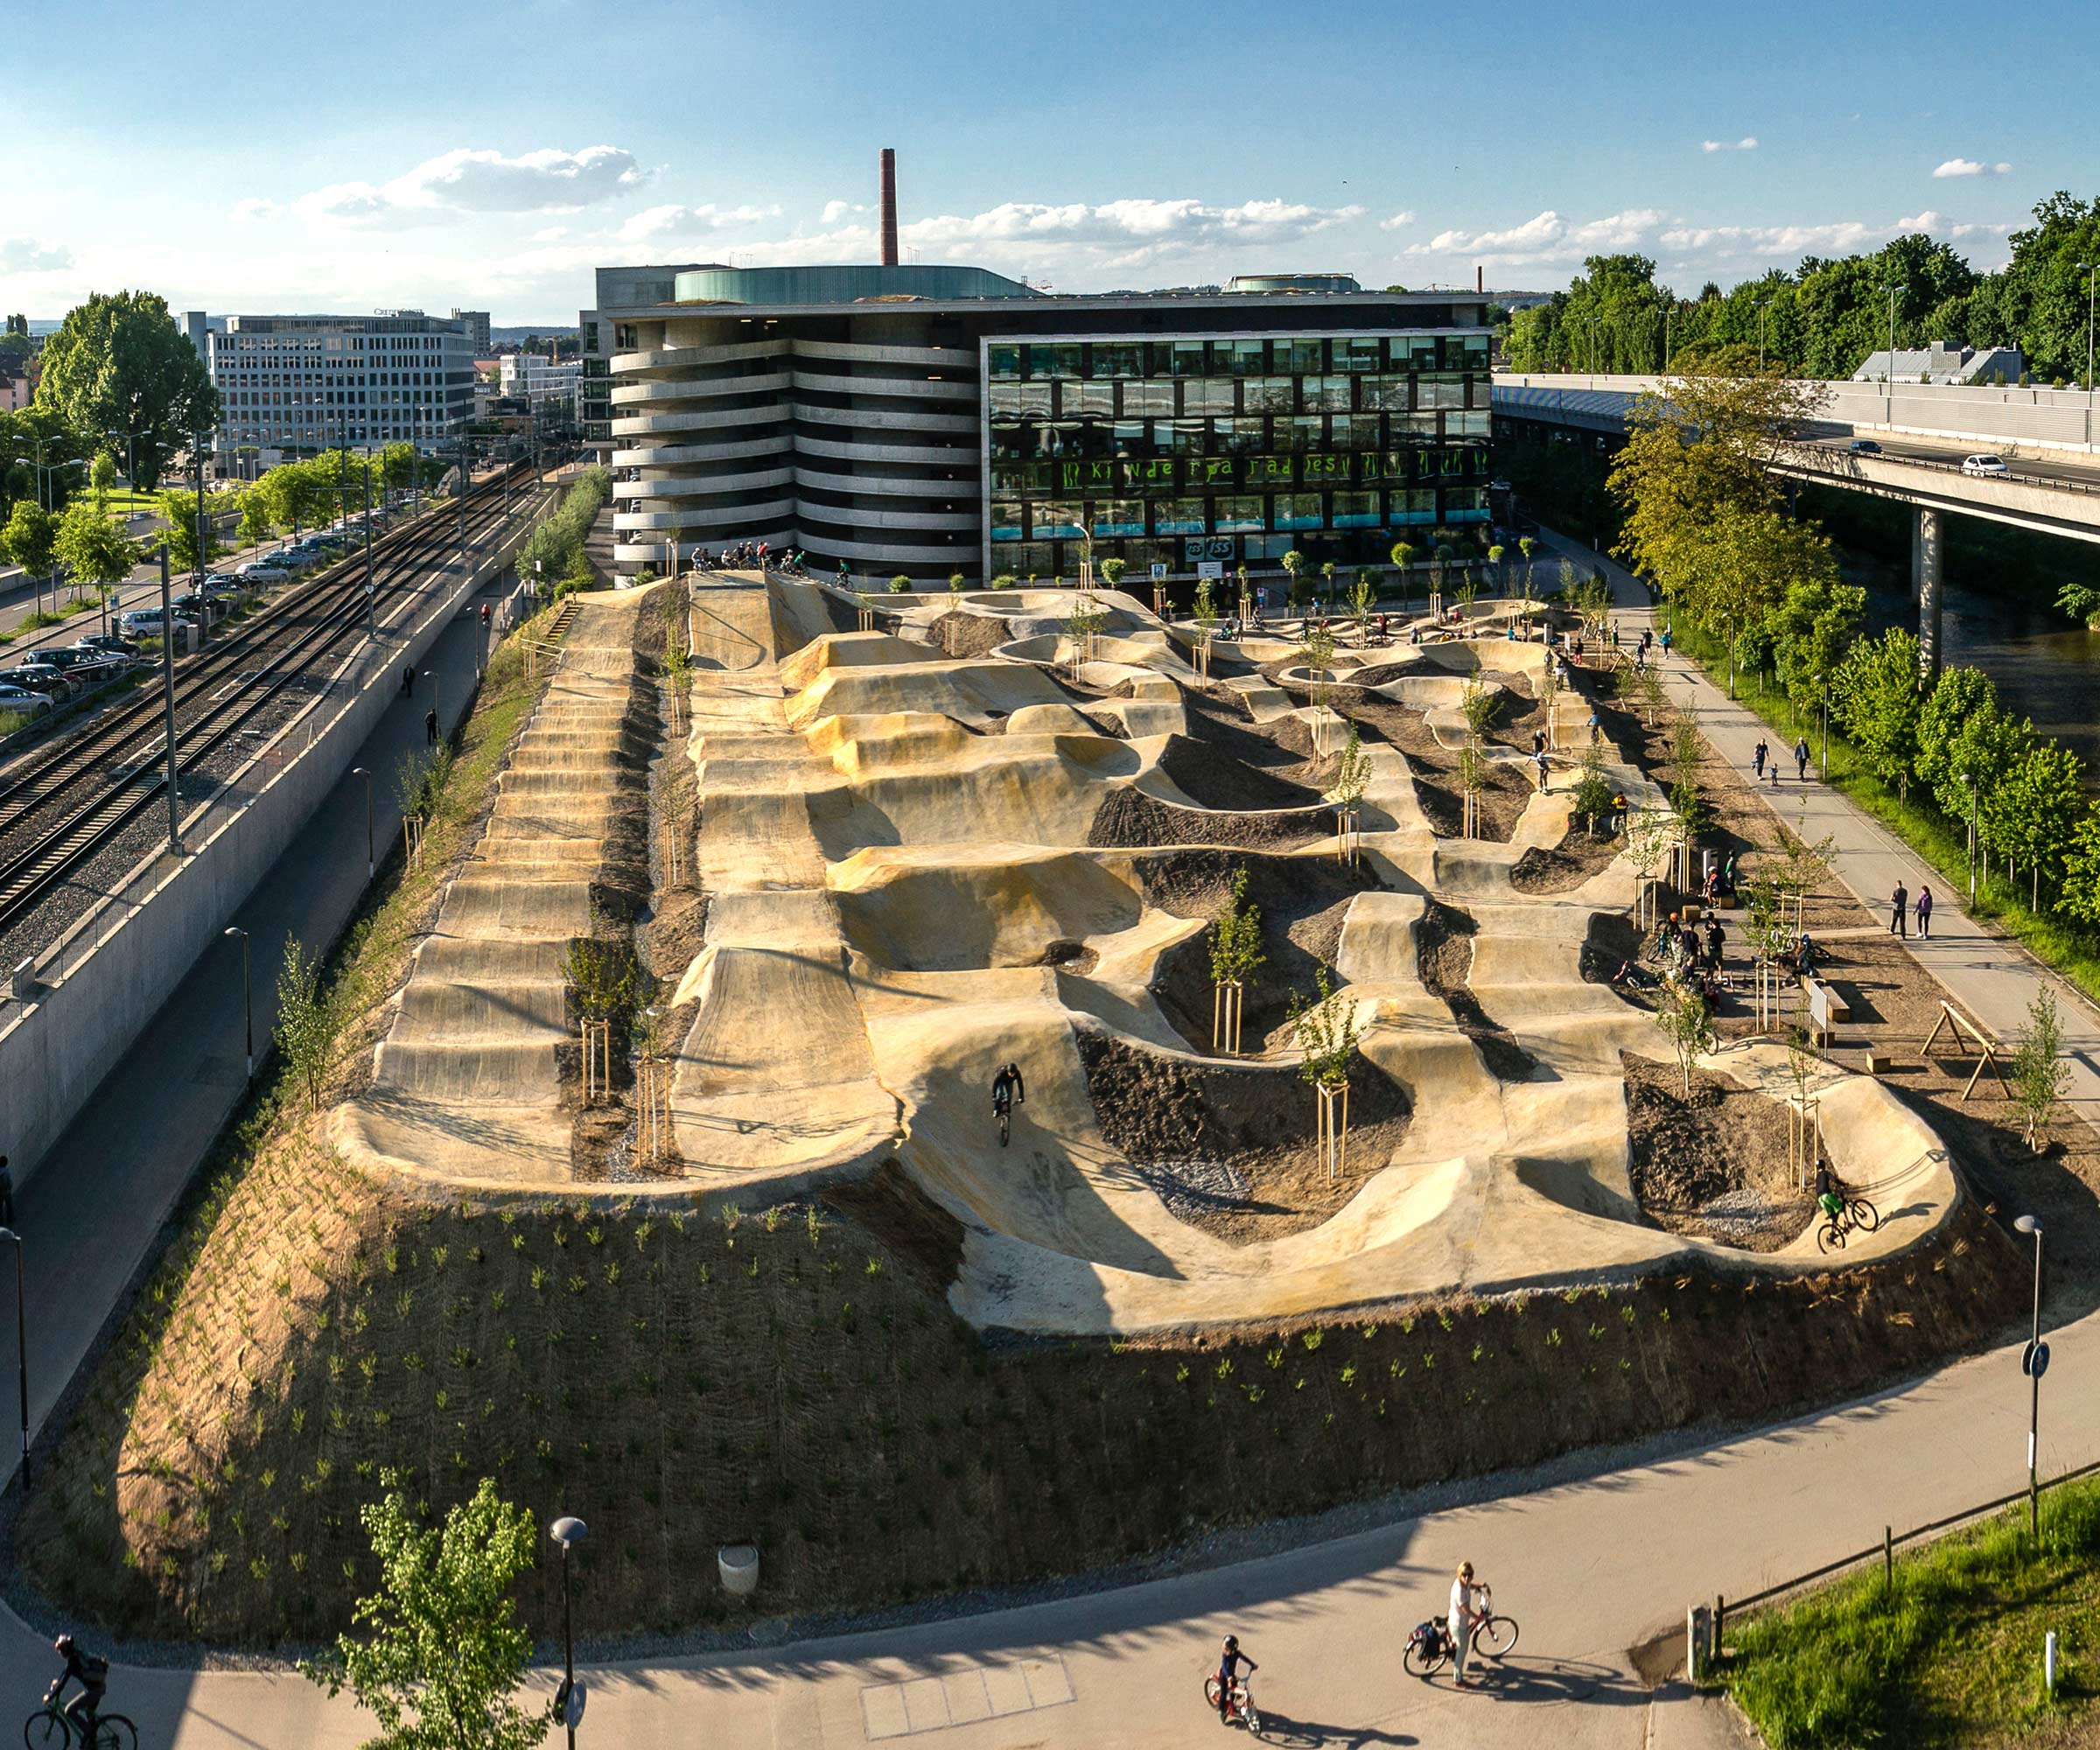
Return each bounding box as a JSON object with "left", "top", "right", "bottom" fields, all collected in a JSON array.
[
  {"left": 2015, "top": 1214, "right": 2046, "bottom": 1539},
  {"left": 222, "top": 927, "right": 252, "bottom": 1085},
  {"left": 1963, "top": 770, "right": 1978, "bottom": 901},
  {"left": 1818, "top": 673, "right": 1829, "bottom": 780},
  {"left": 2078, "top": 263, "right": 2096, "bottom": 447},
  {"left": 351, "top": 766, "right": 374, "bottom": 878},
  {"left": 424, "top": 669, "right": 438, "bottom": 743},
  {"left": 550, "top": 1516, "right": 589, "bottom": 1749},
  {"left": 0, "top": 1158, "right": 27, "bottom": 1488}
]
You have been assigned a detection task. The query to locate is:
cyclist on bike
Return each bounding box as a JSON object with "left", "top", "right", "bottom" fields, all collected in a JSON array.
[
  {"left": 48, "top": 1634, "right": 108, "bottom": 1740},
  {"left": 1814, "top": 1164, "right": 1844, "bottom": 1228},
  {"left": 1214, "top": 1634, "right": 1257, "bottom": 1725},
  {"left": 991, "top": 1062, "right": 1026, "bottom": 1147}
]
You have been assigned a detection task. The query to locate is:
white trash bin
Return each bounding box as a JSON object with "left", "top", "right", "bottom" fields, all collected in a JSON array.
[{"left": 718, "top": 1543, "right": 760, "bottom": 1598}]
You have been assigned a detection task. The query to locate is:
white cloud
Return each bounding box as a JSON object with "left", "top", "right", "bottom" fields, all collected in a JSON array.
[
  {"left": 1410, "top": 208, "right": 1666, "bottom": 265},
  {"left": 1932, "top": 158, "right": 2011, "bottom": 178},
  {"left": 617, "top": 202, "right": 782, "bottom": 242},
  {"left": 229, "top": 198, "right": 279, "bottom": 223},
  {"left": 0, "top": 239, "right": 73, "bottom": 273},
  {"left": 1894, "top": 208, "right": 1947, "bottom": 233},
  {"left": 900, "top": 197, "right": 1362, "bottom": 254},
  {"left": 821, "top": 200, "right": 866, "bottom": 224},
  {"left": 1378, "top": 210, "right": 1418, "bottom": 232},
  {"left": 530, "top": 225, "right": 569, "bottom": 242},
  {"left": 1701, "top": 136, "right": 1759, "bottom": 152},
  {"left": 294, "top": 144, "right": 648, "bottom": 228}
]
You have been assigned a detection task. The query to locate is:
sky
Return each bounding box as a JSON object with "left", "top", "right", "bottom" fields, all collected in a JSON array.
[{"left": 4, "top": 0, "right": 2094, "bottom": 326}]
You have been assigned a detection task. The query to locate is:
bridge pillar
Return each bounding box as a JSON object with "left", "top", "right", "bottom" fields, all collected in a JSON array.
[{"left": 1914, "top": 507, "right": 1944, "bottom": 683}]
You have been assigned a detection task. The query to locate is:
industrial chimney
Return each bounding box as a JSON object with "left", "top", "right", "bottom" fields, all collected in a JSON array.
[
  {"left": 1476, "top": 264, "right": 1483, "bottom": 294},
  {"left": 879, "top": 148, "right": 900, "bottom": 268}
]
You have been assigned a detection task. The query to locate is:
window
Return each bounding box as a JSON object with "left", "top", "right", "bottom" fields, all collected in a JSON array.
[
  {"left": 992, "top": 461, "right": 1054, "bottom": 495},
  {"left": 1359, "top": 375, "right": 1412, "bottom": 412},
  {"left": 1062, "top": 380, "right": 1114, "bottom": 417},
  {"left": 1444, "top": 486, "right": 1491, "bottom": 521},
  {"left": 1420, "top": 374, "right": 1467, "bottom": 410},
  {"left": 1332, "top": 336, "right": 1383, "bottom": 373},
  {"left": 1215, "top": 339, "right": 1267, "bottom": 375},
  {"left": 1165, "top": 340, "right": 1209, "bottom": 376},
  {"left": 1214, "top": 495, "right": 1264, "bottom": 534},
  {"left": 1164, "top": 419, "right": 1209, "bottom": 456},
  {"left": 1333, "top": 491, "right": 1381, "bottom": 528},
  {"left": 1446, "top": 409, "right": 1492, "bottom": 438},
  {"left": 1390, "top": 488, "right": 1438, "bottom": 523},
  {"left": 1124, "top": 453, "right": 1179, "bottom": 491},
  {"left": 1392, "top": 411, "right": 1439, "bottom": 444},
  {"left": 1089, "top": 499, "right": 1144, "bottom": 537},
  {"left": 1122, "top": 380, "right": 1174, "bottom": 417},
  {"left": 1277, "top": 338, "right": 1325, "bottom": 374},
  {"left": 1300, "top": 452, "right": 1349, "bottom": 484},
  {"left": 1091, "top": 343, "right": 1144, "bottom": 379},
  {"left": 1334, "top": 415, "right": 1382, "bottom": 451},
  {"left": 1243, "top": 453, "right": 1295, "bottom": 487},
  {"left": 1273, "top": 417, "right": 1324, "bottom": 453},
  {"left": 1214, "top": 417, "right": 1265, "bottom": 455},
  {"left": 990, "top": 502, "right": 1025, "bottom": 541},
  {"left": 1026, "top": 343, "right": 1081, "bottom": 379},
  {"left": 1243, "top": 376, "right": 1293, "bottom": 414},
  {"left": 1392, "top": 334, "right": 1438, "bottom": 371},
  {"left": 1183, "top": 378, "right": 1235, "bottom": 416},
  {"left": 1273, "top": 493, "right": 1324, "bottom": 531},
  {"left": 1302, "top": 375, "right": 1353, "bottom": 412},
  {"left": 1154, "top": 497, "right": 1207, "bottom": 535}
]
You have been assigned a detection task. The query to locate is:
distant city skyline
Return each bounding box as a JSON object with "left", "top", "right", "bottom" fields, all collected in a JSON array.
[{"left": 4, "top": 0, "right": 2093, "bottom": 324}]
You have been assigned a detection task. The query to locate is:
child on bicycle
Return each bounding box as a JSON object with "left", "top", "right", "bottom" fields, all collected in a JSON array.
[
  {"left": 1214, "top": 1634, "right": 1257, "bottom": 1725},
  {"left": 1814, "top": 1164, "right": 1844, "bottom": 1226}
]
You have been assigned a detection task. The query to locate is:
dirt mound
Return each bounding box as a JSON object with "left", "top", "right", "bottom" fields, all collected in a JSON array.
[
  {"left": 825, "top": 1158, "right": 968, "bottom": 1292},
  {"left": 928, "top": 609, "right": 1012, "bottom": 660},
  {"left": 1137, "top": 850, "right": 1380, "bottom": 1048},
  {"left": 1075, "top": 1031, "right": 1410, "bottom": 1243},
  {"left": 1087, "top": 787, "right": 1325, "bottom": 853},
  {"left": 1511, "top": 828, "right": 1624, "bottom": 892},
  {"left": 1180, "top": 690, "right": 1335, "bottom": 788},
  {"left": 1418, "top": 901, "right": 1539, "bottom": 1082},
  {"left": 1622, "top": 1054, "right": 1810, "bottom": 1251},
  {"left": 1343, "top": 696, "right": 1533, "bottom": 841},
  {"left": 1158, "top": 733, "right": 1327, "bottom": 810}
]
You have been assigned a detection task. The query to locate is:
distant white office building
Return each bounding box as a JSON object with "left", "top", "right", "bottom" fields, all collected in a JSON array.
[
  {"left": 204, "top": 310, "right": 474, "bottom": 470},
  {"left": 499, "top": 353, "right": 581, "bottom": 410},
  {"left": 1853, "top": 341, "right": 2025, "bottom": 386},
  {"left": 449, "top": 308, "right": 492, "bottom": 354}
]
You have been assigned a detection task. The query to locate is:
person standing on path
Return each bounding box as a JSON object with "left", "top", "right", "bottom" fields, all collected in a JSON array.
[
  {"left": 1794, "top": 737, "right": 1810, "bottom": 781},
  {"left": 1915, "top": 885, "right": 1934, "bottom": 939},
  {"left": 424, "top": 707, "right": 438, "bottom": 746},
  {"left": 1891, "top": 881, "right": 1909, "bottom": 938},
  {"left": 1533, "top": 749, "right": 1549, "bottom": 790},
  {"left": 1753, "top": 738, "right": 1768, "bottom": 780},
  {"left": 1449, "top": 1562, "right": 1487, "bottom": 1690}
]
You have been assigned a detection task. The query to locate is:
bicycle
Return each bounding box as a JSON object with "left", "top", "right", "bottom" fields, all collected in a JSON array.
[
  {"left": 24, "top": 1696, "right": 137, "bottom": 1750},
  {"left": 994, "top": 1100, "right": 1012, "bottom": 1147},
  {"left": 1201, "top": 1672, "right": 1264, "bottom": 1735},
  {"left": 1402, "top": 1588, "right": 1520, "bottom": 1678},
  {"left": 1815, "top": 1194, "right": 1880, "bottom": 1255}
]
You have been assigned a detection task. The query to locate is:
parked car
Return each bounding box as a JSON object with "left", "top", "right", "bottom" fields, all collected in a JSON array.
[
  {"left": 0, "top": 684, "right": 53, "bottom": 721},
  {"left": 8, "top": 663, "right": 80, "bottom": 700},
  {"left": 120, "top": 608, "right": 174, "bottom": 637},
  {"left": 1962, "top": 453, "right": 2010, "bottom": 477},
  {"left": 34, "top": 648, "right": 101, "bottom": 671},
  {"left": 73, "top": 634, "right": 140, "bottom": 657},
  {"left": 237, "top": 561, "right": 292, "bottom": 584},
  {"left": 1846, "top": 438, "right": 1881, "bottom": 454}
]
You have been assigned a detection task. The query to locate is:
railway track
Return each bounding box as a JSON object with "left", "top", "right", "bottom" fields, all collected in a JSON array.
[{"left": 0, "top": 464, "right": 554, "bottom": 941}]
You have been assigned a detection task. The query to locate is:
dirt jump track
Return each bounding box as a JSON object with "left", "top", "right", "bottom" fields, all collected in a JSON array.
[{"left": 332, "top": 578, "right": 1961, "bottom": 1336}]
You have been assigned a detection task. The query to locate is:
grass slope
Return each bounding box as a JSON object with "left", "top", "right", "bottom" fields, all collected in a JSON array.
[{"left": 1727, "top": 1476, "right": 2100, "bottom": 1748}]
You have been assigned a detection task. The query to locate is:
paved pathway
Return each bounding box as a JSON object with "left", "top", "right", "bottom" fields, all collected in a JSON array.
[{"left": 3, "top": 546, "right": 2096, "bottom": 1746}]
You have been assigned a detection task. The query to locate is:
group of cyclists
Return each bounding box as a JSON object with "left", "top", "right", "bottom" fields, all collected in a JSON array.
[{"left": 687, "top": 541, "right": 808, "bottom": 577}]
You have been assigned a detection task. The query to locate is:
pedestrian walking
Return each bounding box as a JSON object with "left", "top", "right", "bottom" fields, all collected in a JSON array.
[
  {"left": 1532, "top": 729, "right": 1547, "bottom": 757},
  {"left": 1752, "top": 738, "right": 1768, "bottom": 780},
  {"left": 424, "top": 707, "right": 438, "bottom": 746},
  {"left": 1533, "top": 749, "right": 1549, "bottom": 790},
  {"left": 1659, "top": 626, "right": 1672, "bottom": 654},
  {"left": 1794, "top": 738, "right": 1810, "bottom": 781},
  {"left": 1915, "top": 885, "right": 1934, "bottom": 938},
  {"left": 1890, "top": 881, "right": 1908, "bottom": 937}
]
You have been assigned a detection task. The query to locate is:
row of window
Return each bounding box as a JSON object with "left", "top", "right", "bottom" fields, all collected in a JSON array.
[
  {"left": 990, "top": 487, "right": 1492, "bottom": 541},
  {"left": 987, "top": 333, "right": 1490, "bottom": 381},
  {"left": 992, "top": 410, "right": 1490, "bottom": 462},
  {"left": 995, "top": 522, "right": 1488, "bottom": 578},
  {"left": 991, "top": 446, "right": 1486, "bottom": 497},
  {"left": 988, "top": 372, "right": 1486, "bottom": 421}
]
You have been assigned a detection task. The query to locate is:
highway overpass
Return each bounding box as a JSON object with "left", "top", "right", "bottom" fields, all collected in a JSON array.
[{"left": 1494, "top": 373, "right": 2100, "bottom": 677}]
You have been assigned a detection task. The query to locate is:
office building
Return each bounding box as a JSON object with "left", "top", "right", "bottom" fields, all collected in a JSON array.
[
  {"left": 203, "top": 310, "right": 475, "bottom": 469},
  {"left": 499, "top": 353, "right": 583, "bottom": 411},
  {"left": 449, "top": 308, "right": 492, "bottom": 354}
]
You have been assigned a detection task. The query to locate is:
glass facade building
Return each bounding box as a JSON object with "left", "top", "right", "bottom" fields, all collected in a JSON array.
[
  {"left": 597, "top": 265, "right": 1494, "bottom": 582},
  {"left": 984, "top": 330, "right": 1491, "bottom": 578}
]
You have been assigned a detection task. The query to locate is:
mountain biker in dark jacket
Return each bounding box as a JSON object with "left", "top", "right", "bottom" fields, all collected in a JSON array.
[{"left": 991, "top": 1062, "right": 1026, "bottom": 1144}]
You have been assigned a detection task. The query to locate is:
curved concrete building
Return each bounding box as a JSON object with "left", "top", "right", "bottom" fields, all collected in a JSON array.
[{"left": 603, "top": 262, "right": 1493, "bottom": 583}]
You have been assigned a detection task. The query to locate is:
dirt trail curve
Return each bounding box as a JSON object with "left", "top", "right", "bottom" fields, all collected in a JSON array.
[{"left": 332, "top": 586, "right": 649, "bottom": 1185}]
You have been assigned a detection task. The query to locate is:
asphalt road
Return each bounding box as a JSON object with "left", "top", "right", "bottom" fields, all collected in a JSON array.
[{"left": 1800, "top": 428, "right": 2100, "bottom": 497}]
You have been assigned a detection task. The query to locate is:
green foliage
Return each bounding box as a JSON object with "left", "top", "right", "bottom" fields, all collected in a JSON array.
[
  {"left": 1653, "top": 981, "right": 1716, "bottom": 1097},
  {"left": 1572, "top": 741, "right": 1615, "bottom": 834},
  {"left": 990, "top": 572, "right": 1017, "bottom": 589},
  {"left": 238, "top": 488, "right": 276, "bottom": 548},
  {"left": 947, "top": 572, "right": 965, "bottom": 594},
  {"left": 1289, "top": 964, "right": 1359, "bottom": 1089},
  {"left": 1331, "top": 726, "right": 1372, "bottom": 810},
  {"left": 1193, "top": 577, "right": 1219, "bottom": 631},
  {"left": 37, "top": 290, "right": 218, "bottom": 490},
  {"left": 1282, "top": 548, "right": 1309, "bottom": 606},
  {"left": 0, "top": 500, "right": 54, "bottom": 582},
  {"left": 158, "top": 487, "right": 221, "bottom": 576},
  {"left": 1208, "top": 867, "right": 1265, "bottom": 988},
  {"left": 52, "top": 491, "right": 136, "bottom": 592},
  {"left": 564, "top": 933, "right": 647, "bottom": 1028},
  {"left": 887, "top": 574, "right": 910, "bottom": 593},
  {"left": 518, "top": 467, "right": 611, "bottom": 592},
  {"left": 1098, "top": 556, "right": 1128, "bottom": 587},
  {"left": 298, "top": 1472, "right": 550, "bottom": 1750},
  {"left": 1830, "top": 627, "right": 1922, "bottom": 799},
  {"left": 2012, "top": 987, "right": 2069, "bottom": 1147},
  {"left": 1914, "top": 666, "right": 2000, "bottom": 817},
  {"left": 1768, "top": 574, "right": 1865, "bottom": 722},
  {"left": 276, "top": 935, "right": 347, "bottom": 1115}
]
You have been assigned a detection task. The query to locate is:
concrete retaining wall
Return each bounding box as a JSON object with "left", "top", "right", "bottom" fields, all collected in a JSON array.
[{"left": 0, "top": 501, "right": 554, "bottom": 1184}]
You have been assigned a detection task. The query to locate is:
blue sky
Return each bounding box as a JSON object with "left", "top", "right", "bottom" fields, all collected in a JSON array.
[{"left": 4, "top": 0, "right": 2092, "bottom": 322}]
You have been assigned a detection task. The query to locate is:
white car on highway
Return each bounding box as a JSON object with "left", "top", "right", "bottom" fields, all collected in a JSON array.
[{"left": 1961, "top": 453, "right": 2010, "bottom": 477}]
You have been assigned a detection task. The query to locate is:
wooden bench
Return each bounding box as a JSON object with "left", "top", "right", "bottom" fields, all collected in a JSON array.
[{"left": 1798, "top": 976, "right": 1852, "bottom": 1023}]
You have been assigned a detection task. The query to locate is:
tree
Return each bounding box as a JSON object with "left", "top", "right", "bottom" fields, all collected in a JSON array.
[
  {"left": 1654, "top": 980, "right": 1718, "bottom": 1097},
  {"left": 88, "top": 450, "right": 118, "bottom": 496},
  {"left": 1208, "top": 867, "right": 1265, "bottom": 1053},
  {"left": 52, "top": 492, "right": 135, "bottom": 606},
  {"left": 1998, "top": 738, "right": 2083, "bottom": 907},
  {"left": 1332, "top": 725, "right": 1372, "bottom": 811},
  {"left": 947, "top": 571, "right": 966, "bottom": 595},
  {"left": 1348, "top": 570, "right": 1375, "bottom": 638},
  {"left": 1389, "top": 540, "right": 1416, "bottom": 610},
  {"left": 1516, "top": 536, "right": 1537, "bottom": 600},
  {"left": 1, "top": 500, "right": 55, "bottom": 615},
  {"left": 2061, "top": 800, "right": 2100, "bottom": 928},
  {"left": 1572, "top": 741, "right": 1614, "bottom": 836},
  {"left": 238, "top": 488, "right": 275, "bottom": 549},
  {"left": 158, "top": 487, "right": 221, "bottom": 577},
  {"left": 1282, "top": 548, "right": 1309, "bottom": 609},
  {"left": 886, "top": 573, "right": 910, "bottom": 593},
  {"left": 36, "top": 290, "right": 217, "bottom": 491},
  {"left": 1768, "top": 574, "right": 1864, "bottom": 727},
  {"left": 1098, "top": 556, "right": 1128, "bottom": 591},
  {"left": 299, "top": 1473, "right": 552, "bottom": 1750},
  {"left": 276, "top": 934, "right": 346, "bottom": 1114},
  {"left": 1831, "top": 627, "right": 1923, "bottom": 799},
  {"left": 1914, "top": 666, "right": 1998, "bottom": 816},
  {"left": 2010, "top": 989, "right": 2069, "bottom": 1149},
  {"left": 1487, "top": 542, "right": 1506, "bottom": 598},
  {"left": 1289, "top": 962, "right": 1360, "bottom": 1091}
]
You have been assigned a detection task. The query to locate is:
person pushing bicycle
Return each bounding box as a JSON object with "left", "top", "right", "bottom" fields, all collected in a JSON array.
[{"left": 48, "top": 1635, "right": 108, "bottom": 1741}]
